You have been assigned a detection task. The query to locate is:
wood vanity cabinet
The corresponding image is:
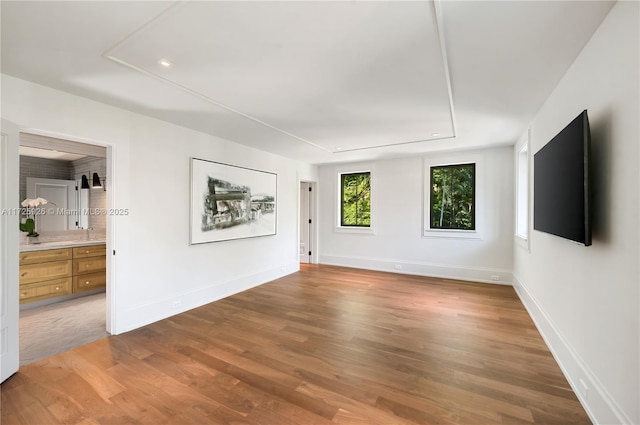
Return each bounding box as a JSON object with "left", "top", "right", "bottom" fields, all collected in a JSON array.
[
  {"left": 19, "top": 243, "right": 106, "bottom": 304},
  {"left": 19, "top": 248, "right": 72, "bottom": 265},
  {"left": 19, "top": 248, "right": 73, "bottom": 304},
  {"left": 72, "top": 245, "right": 107, "bottom": 293}
]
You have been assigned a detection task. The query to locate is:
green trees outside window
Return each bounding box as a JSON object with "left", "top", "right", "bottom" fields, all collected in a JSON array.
[
  {"left": 430, "top": 163, "right": 475, "bottom": 230},
  {"left": 341, "top": 172, "right": 371, "bottom": 227}
]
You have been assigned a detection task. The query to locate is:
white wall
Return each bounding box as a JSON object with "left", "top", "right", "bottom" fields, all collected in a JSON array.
[
  {"left": 513, "top": 2, "right": 639, "bottom": 424},
  {"left": 1, "top": 74, "right": 317, "bottom": 334},
  {"left": 318, "top": 146, "right": 514, "bottom": 284}
]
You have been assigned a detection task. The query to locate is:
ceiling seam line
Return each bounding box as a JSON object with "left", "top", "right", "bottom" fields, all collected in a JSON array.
[
  {"left": 432, "top": 0, "right": 457, "bottom": 139},
  {"left": 103, "top": 55, "right": 332, "bottom": 153},
  {"left": 101, "top": 0, "right": 330, "bottom": 153},
  {"left": 333, "top": 135, "right": 457, "bottom": 154},
  {"left": 102, "top": 0, "right": 186, "bottom": 59}
]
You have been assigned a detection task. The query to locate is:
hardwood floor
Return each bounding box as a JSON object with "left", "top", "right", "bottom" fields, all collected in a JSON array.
[{"left": 1, "top": 265, "right": 591, "bottom": 424}]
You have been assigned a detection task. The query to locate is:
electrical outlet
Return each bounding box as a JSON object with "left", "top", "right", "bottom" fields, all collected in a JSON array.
[
  {"left": 172, "top": 300, "right": 181, "bottom": 309},
  {"left": 490, "top": 275, "right": 500, "bottom": 281},
  {"left": 394, "top": 264, "right": 402, "bottom": 270}
]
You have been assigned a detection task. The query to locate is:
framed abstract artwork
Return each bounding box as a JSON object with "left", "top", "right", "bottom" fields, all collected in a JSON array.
[{"left": 190, "top": 158, "right": 277, "bottom": 244}]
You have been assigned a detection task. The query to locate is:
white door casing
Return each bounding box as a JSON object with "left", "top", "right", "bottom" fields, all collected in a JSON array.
[
  {"left": 1, "top": 120, "right": 20, "bottom": 382},
  {"left": 299, "top": 182, "right": 311, "bottom": 263}
]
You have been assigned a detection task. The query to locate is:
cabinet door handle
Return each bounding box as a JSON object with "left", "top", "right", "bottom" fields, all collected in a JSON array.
[
  {"left": 21, "top": 272, "right": 27, "bottom": 277},
  {"left": 55, "top": 286, "right": 60, "bottom": 290},
  {"left": 85, "top": 250, "right": 90, "bottom": 254},
  {"left": 85, "top": 281, "right": 90, "bottom": 285},
  {"left": 20, "top": 292, "right": 26, "bottom": 297}
]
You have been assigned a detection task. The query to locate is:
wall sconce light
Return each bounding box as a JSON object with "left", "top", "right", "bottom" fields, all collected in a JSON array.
[
  {"left": 92, "top": 172, "right": 102, "bottom": 188},
  {"left": 80, "top": 175, "right": 90, "bottom": 189},
  {"left": 92, "top": 173, "right": 106, "bottom": 191}
]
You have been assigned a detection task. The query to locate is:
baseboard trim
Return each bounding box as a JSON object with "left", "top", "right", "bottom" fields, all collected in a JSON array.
[
  {"left": 319, "top": 254, "right": 513, "bottom": 285},
  {"left": 512, "top": 275, "right": 631, "bottom": 425},
  {"left": 114, "top": 262, "right": 299, "bottom": 334}
]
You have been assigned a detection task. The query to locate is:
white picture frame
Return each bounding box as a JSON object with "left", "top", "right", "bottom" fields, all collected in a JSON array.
[{"left": 190, "top": 158, "right": 277, "bottom": 244}]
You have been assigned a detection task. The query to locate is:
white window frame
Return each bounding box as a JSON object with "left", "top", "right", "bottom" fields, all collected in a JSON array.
[
  {"left": 515, "top": 128, "right": 531, "bottom": 251},
  {"left": 423, "top": 153, "right": 484, "bottom": 240},
  {"left": 335, "top": 163, "right": 376, "bottom": 235}
]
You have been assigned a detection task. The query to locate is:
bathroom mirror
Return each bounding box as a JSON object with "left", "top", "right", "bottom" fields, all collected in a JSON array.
[
  {"left": 25, "top": 177, "right": 91, "bottom": 231},
  {"left": 19, "top": 133, "right": 107, "bottom": 234},
  {"left": 77, "top": 185, "right": 89, "bottom": 229}
]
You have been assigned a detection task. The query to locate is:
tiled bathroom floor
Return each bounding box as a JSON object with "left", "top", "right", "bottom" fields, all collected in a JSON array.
[{"left": 19, "top": 293, "right": 109, "bottom": 366}]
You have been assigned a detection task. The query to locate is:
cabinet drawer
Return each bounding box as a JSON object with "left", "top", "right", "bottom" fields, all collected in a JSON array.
[
  {"left": 19, "top": 248, "right": 72, "bottom": 265},
  {"left": 19, "top": 277, "right": 72, "bottom": 304},
  {"left": 73, "top": 244, "right": 106, "bottom": 259},
  {"left": 74, "top": 257, "right": 106, "bottom": 275},
  {"left": 20, "top": 260, "right": 72, "bottom": 285},
  {"left": 73, "top": 272, "right": 106, "bottom": 293}
]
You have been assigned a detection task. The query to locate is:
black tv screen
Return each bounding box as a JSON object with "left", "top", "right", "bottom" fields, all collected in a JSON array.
[{"left": 534, "top": 110, "right": 591, "bottom": 246}]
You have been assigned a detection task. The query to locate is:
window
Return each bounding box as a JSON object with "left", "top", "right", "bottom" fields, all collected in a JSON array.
[
  {"left": 340, "top": 172, "right": 371, "bottom": 227},
  {"left": 430, "top": 163, "right": 475, "bottom": 230},
  {"left": 516, "top": 144, "right": 529, "bottom": 239}
]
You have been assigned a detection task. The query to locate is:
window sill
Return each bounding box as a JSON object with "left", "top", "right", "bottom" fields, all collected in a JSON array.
[
  {"left": 423, "top": 229, "right": 482, "bottom": 240},
  {"left": 335, "top": 226, "right": 375, "bottom": 235},
  {"left": 515, "top": 233, "right": 530, "bottom": 252}
]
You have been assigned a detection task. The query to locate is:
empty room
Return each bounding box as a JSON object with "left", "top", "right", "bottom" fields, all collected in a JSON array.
[{"left": 1, "top": 1, "right": 638, "bottom": 424}]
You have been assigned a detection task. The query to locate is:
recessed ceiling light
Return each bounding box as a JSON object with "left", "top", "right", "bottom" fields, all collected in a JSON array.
[
  {"left": 335, "top": 147, "right": 342, "bottom": 151},
  {"left": 158, "top": 58, "right": 173, "bottom": 68},
  {"left": 431, "top": 132, "right": 440, "bottom": 137}
]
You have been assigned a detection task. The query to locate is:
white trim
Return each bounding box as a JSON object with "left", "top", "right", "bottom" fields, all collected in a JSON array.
[
  {"left": 334, "top": 226, "right": 375, "bottom": 235},
  {"left": 19, "top": 131, "right": 107, "bottom": 158},
  {"left": 423, "top": 228, "right": 482, "bottom": 240},
  {"left": 514, "top": 233, "right": 528, "bottom": 242},
  {"left": 334, "top": 163, "right": 376, "bottom": 235},
  {"left": 117, "top": 262, "right": 299, "bottom": 334},
  {"left": 105, "top": 144, "right": 116, "bottom": 335},
  {"left": 514, "top": 128, "right": 530, "bottom": 251},
  {"left": 0, "top": 128, "right": 20, "bottom": 382},
  {"left": 513, "top": 275, "right": 632, "bottom": 425},
  {"left": 320, "top": 254, "right": 513, "bottom": 285},
  {"left": 19, "top": 128, "right": 111, "bottom": 150},
  {"left": 423, "top": 152, "right": 485, "bottom": 240}
]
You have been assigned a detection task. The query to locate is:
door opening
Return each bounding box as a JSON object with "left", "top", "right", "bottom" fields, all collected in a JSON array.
[
  {"left": 1, "top": 125, "right": 20, "bottom": 382},
  {"left": 17, "top": 132, "right": 111, "bottom": 366},
  {"left": 299, "top": 182, "right": 313, "bottom": 264}
]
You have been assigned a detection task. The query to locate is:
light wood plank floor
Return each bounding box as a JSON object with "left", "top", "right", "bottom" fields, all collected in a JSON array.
[{"left": 1, "top": 265, "right": 591, "bottom": 424}]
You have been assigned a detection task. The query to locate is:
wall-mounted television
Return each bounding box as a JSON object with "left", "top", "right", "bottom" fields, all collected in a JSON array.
[{"left": 534, "top": 110, "right": 591, "bottom": 246}]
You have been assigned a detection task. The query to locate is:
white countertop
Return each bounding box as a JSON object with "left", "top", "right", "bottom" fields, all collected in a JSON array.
[{"left": 20, "top": 239, "right": 106, "bottom": 252}]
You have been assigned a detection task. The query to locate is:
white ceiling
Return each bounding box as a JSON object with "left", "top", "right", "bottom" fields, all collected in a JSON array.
[
  {"left": 1, "top": 1, "right": 614, "bottom": 165},
  {"left": 19, "top": 132, "right": 107, "bottom": 160},
  {"left": 18, "top": 146, "right": 86, "bottom": 162}
]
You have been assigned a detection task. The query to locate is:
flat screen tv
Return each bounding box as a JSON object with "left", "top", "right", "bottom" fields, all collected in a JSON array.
[{"left": 534, "top": 110, "right": 591, "bottom": 246}]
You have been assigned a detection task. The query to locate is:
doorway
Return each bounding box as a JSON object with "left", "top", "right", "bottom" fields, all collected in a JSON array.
[
  {"left": 18, "top": 132, "right": 111, "bottom": 365},
  {"left": 299, "top": 181, "right": 316, "bottom": 264}
]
